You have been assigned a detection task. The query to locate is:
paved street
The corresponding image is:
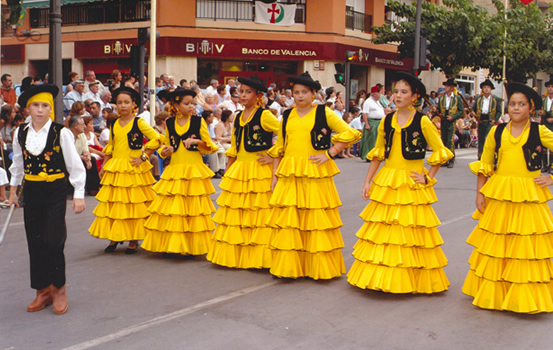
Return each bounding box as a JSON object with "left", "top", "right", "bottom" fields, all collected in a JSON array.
[{"left": 1, "top": 147, "right": 553, "bottom": 350}]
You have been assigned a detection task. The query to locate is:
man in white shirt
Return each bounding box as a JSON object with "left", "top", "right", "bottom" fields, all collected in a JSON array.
[
  {"left": 284, "top": 89, "right": 294, "bottom": 107},
  {"left": 472, "top": 79, "right": 502, "bottom": 159},
  {"left": 99, "top": 89, "right": 113, "bottom": 112},
  {"left": 63, "top": 80, "right": 85, "bottom": 117},
  {"left": 83, "top": 80, "right": 102, "bottom": 103},
  {"left": 83, "top": 70, "right": 105, "bottom": 93},
  {"left": 9, "top": 84, "right": 86, "bottom": 315},
  {"left": 269, "top": 94, "right": 287, "bottom": 118},
  {"left": 539, "top": 79, "right": 553, "bottom": 171},
  {"left": 359, "top": 85, "right": 386, "bottom": 161},
  {"left": 205, "top": 79, "right": 219, "bottom": 96}
]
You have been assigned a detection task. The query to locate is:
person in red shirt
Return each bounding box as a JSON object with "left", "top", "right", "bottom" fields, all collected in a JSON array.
[{"left": 1, "top": 74, "right": 17, "bottom": 106}]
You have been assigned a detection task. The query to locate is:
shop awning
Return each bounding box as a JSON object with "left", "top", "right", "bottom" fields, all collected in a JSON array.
[{"left": 22, "top": 0, "right": 100, "bottom": 8}]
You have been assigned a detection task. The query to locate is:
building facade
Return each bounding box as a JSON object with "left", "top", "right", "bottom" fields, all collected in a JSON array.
[{"left": 2, "top": 0, "right": 415, "bottom": 99}]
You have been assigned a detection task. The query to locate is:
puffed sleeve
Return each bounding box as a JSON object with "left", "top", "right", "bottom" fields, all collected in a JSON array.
[
  {"left": 260, "top": 109, "right": 280, "bottom": 134},
  {"left": 468, "top": 125, "right": 496, "bottom": 177},
  {"left": 422, "top": 115, "right": 454, "bottom": 165},
  {"left": 366, "top": 118, "right": 386, "bottom": 161},
  {"left": 137, "top": 118, "right": 162, "bottom": 150},
  {"left": 326, "top": 107, "right": 362, "bottom": 146},
  {"left": 197, "top": 118, "right": 219, "bottom": 155},
  {"left": 267, "top": 118, "right": 285, "bottom": 158}
]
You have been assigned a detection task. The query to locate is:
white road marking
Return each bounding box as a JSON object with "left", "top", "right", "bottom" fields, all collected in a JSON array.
[{"left": 62, "top": 281, "right": 278, "bottom": 350}]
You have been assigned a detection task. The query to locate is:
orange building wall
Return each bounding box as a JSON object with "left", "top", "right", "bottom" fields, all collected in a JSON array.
[
  {"left": 305, "top": 0, "right": 346, "bottom": 34},
  {"left": 158, "top": 0, "right": 196, "bottom": 27},
  {"left": 366, "top": 0, "right": 386, "bottom": 28}
]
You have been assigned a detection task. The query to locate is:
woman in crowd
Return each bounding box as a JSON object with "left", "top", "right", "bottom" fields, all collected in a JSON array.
[
  {"left": 89, "top": 87, "right": 162, "bottom": 254},
  {"left": 267, "top": 72, "right": 361, "bottom": 279},
  {"left": 142, "top": 88, "right": 218, "bottom": 257},
  {"left": 347, "top": 72, "right": 453, "bottom": 294},
  {"left": 109, "top": 69, "right": 123, "bottom": 92},
  {"left": 208, "top": 74, "right": 280, "bottom": 269},
  {"left": 463, "top": 82, "right": 553, "bottom": 313},
  {"left": 215, "top": 110, "right": 233, "bottom": 152}
]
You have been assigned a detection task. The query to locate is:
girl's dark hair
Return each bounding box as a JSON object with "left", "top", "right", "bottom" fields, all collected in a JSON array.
[
  {"left": 221, "top": 110, "right": 233, "bottom": 123},
  {"left": 1, "top": 104, "right": 13, "bottom": 123}
]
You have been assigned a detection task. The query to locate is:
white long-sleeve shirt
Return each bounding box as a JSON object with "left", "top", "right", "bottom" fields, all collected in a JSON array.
[{"left": 10, "top": 119, "right": 86, "bottom": 198}]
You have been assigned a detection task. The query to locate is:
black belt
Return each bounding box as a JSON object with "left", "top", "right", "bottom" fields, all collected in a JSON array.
[
  {"left": 368, "top": 118, "right": 382, "bottom": 121},
  {"left": 480, "top": 113, "right": 490, "bottom": 120}
]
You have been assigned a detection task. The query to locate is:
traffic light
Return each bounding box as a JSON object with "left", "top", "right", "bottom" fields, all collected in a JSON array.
[
  {"left": 419, "top": 36, "right": 431, "bottom": 68},
  {"left": 334, "top": 63, "right": 345, "bottom": 86},
  {"left": 346, "top": 50, "right": 358, "bottom": 61},
  {"left": 138, "top": 28, "right": 160, "bottom": 46}
]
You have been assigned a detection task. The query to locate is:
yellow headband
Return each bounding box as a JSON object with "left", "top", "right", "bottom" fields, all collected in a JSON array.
[{"left": 27, "top": 92, "right": 55, "bottom": 121}]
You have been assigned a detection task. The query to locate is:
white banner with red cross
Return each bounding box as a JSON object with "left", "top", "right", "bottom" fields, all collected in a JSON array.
[{"left": 255, "top": 1, "right": 297, "bottom": 26}]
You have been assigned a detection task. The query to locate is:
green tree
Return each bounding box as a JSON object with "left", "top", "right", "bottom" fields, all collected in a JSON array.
[
  {"left": 374, "top": 0, "right": 504, "bottom": 78},
  {"left": 488, "top": 0, "right": 553, "bottom": 82},
  {"left": 5, "top": 0, "right": 23, "bottom": 26}
]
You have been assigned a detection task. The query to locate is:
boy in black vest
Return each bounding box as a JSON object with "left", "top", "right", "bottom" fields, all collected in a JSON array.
[{"left": 8, "top": 85, "right": 86, "bottom": 315}]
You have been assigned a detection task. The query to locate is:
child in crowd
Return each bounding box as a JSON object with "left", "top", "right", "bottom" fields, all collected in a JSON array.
[
  {"left": 267, "top": 72, "right": 361, "bottom": 279},
  {"left": 208, "top": 75, "right": 280, "bottom": 269},
  {"left": 347, "top": 72, "right": 453, "bottom": 294},
  {"left": 142, "top": 88, "right": 218, "bottom": 257},
  {"left": 89, "top": 87, "right": 161, "bottom": 254},
  {"left": 463, "top": 82, "right": 553, "bottom": 313},
  {"left": 9, "top": 84, "right": 86, "bottom": 314}
]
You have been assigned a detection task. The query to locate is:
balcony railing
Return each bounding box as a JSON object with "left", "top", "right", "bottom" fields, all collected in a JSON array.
[
  {"left": 29, "top": 0, "right": 150, "bottom": 28},
  {"left": 196, "top": 0, "right": 306, "bottom": 24},
  {"left": 346, "top": 8, "right": 372, "bottom": 34}
]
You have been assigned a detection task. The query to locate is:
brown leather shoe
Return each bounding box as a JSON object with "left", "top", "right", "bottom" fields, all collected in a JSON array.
[
  {"left": 51, "top": 285, "right": 68, "bottom": 315},
  {"left": 27, "top": 287, "right": 53, "bottom": 312}
]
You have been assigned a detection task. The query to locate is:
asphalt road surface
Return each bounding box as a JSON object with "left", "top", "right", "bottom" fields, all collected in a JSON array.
[{"left": 1, "top": 147, "right": 552, "bottom": 350}]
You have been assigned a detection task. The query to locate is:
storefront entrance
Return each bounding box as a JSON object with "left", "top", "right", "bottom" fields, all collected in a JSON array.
[{"left": 199, "top": 59, "right": 298, "bottom": 90}]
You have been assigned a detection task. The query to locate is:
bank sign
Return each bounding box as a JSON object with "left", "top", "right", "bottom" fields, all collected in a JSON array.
[{"left": 74, "top": 37, "right": 411, "bottom": 70}]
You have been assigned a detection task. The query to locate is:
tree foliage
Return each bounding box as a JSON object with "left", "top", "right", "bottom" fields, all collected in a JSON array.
[
  {"left": 373, "top": 0, "right": 553, "bottom": 82},
  {"left": 5, "top": 0, "right": 23, "bottom": 26}
]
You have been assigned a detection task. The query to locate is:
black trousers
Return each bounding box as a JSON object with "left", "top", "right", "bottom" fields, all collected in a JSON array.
[{"left": 23, "top": 179, "right": 67, "bottom": 290}]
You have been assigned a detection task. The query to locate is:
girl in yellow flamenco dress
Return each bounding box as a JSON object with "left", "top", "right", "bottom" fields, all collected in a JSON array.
[
  {"left": 142, "top": 88, "right": 219, "bottom": 257},
  {"left": 207, "top": 75, "right": 280, "bottom": 269},
  {"left": 463, "top": 82, "right": 553, "bottom": 313},
  {"left": 267, "top": 72, "right": 362, "bottom": 279},
  {"left": 89, "top": 87, "right": 162, "bottom": 254},
  {"left": 347, "top": 72, "right": 453, "bottom": 293}
]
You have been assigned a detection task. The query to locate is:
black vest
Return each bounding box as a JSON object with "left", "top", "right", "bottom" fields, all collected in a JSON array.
[
  {"left": 111, "top": 117, "right": 144, "bottom": 150},
  {"left": 234, "top": 108, "right": 273, "bottom": 152},
  {"left": 18, "top": 122, "right": 67, "bottom": 176},
  {"left": 494, "top": 122, "right": 542, "bottom": 171},
  {"left": 282, "top": 105, "right": 331, "bottom": 150},
  {"left": 383, "top": 111, "right": 427, "bottom": 160},
  {"left": 166, "top": 116, "right": 202, "bottom": 152}
]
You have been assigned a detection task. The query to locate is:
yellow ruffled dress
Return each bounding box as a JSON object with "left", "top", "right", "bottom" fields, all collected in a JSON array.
[
  {"left": 347, "top": 114, "right": 453, "bottom": 293},
  {"left": 89, "top": 117, "right": 161, "bottom": 241},
  {"left": 207, "top": 109, "right": 280, "bottom": 268},
  {"left": 142, "top": 117, "right": 219, "bottom": 255},
  {"left": 267, "top": 106, "right": 362, "bottom": 279},
  {"left": 463, "top": 124, "right": 553, "bottom": 313}
]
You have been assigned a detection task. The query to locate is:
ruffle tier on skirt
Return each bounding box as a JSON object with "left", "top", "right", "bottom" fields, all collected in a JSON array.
[
  {"left": 89, "top": 158, "right": 156, "bottom": 241},
  {"left": 462, "top": 174, "right": 553, "bottom": 313},
  {"left": 267, "top": 156, "right": 346, "bottom": 280},
  {"left": 142, "top": 163, "right": 215, "bottom": 255},
  {"left": 347, "top": 166, "right": 450, "bottom": 293},
  {"left": 207, "top": 160, "right": 273, "bottom": 269}
]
